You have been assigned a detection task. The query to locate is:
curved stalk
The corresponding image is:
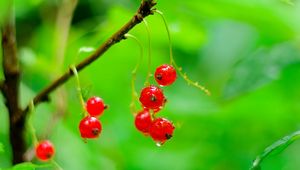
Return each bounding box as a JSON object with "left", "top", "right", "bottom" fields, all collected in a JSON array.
[
  {"left": 154, "top": 10, "right": 211, "bottom": 96},
  {"left": 125, "top": 34, "right": 144, "bottom": 114}
]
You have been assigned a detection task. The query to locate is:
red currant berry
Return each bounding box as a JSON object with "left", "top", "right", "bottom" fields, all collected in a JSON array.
[
  {"left": 35, "top": 140, "right": 55, "bottom": 161},
  {"left": 139, "top": 85, "right": 166, "bottom": 110},
  {"left": 134, "top": 109, "right": 152, "bottom": 134},
  {"left": 79, "top": 116, "right": 102, "bottom": 139},
  {"left": 86, "top": 96, "right": 106, "bottom": 117},
  {"left": 155, "top": 64, "right": 177, "bottom": 86},
  {"left": 149, "top": 118, "right": 175, "bottom": 144}
]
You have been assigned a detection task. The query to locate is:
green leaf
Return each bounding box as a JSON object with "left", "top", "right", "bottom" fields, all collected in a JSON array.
[
  {"left": 74, "top": 46, "right": 96, "bottom": 62},
  {"left": 250, "top": 130, "right": 300, "bottom": 170},
  {"left": 6, "top": 162, "right": 52, "bottom": 170},
  {"left": 78, "top": 46, "right": 95, "bottom": 54},
  {"left": 10, "top": 162, "right": 36, "bottom": 170}
]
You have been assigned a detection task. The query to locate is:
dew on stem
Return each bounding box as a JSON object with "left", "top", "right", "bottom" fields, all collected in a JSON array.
[{"left": 156, "top": 142, "right": 162, "bottom": 147}]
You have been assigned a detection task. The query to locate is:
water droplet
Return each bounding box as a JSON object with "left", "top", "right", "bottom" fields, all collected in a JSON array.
[{"left": 156, "top": 142, "right": 162, "bottom": 147}]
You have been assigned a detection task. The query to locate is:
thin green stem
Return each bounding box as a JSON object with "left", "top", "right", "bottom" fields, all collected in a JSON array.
[
  {"left": 125, "top": 33, "right": 144, "bottom": 114},
  {"left": 154, "top": 10, "right": 173, "bottom": 64},
  {"left": 143, "top": 19, "right": 151, "bottom": 86},
  {"left": 51, "top": 159, "right": 63, "bottom": 170},
  {"left": 28, "top": 101, "right": 38, "bottom": 146},
  {"left": 154, "top": 10, "right": 211, "bottom": 96},
  {"left": 70, "top": 65, "right": 87, "bottom": 116}
]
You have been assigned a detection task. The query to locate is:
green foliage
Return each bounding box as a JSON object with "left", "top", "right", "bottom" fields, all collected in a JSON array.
[
  {"left": 9, "top": 162, "right": 36, "bottom": 170},
  {"left": 6, "top": 162, "right": 51, "bottom": 170}
]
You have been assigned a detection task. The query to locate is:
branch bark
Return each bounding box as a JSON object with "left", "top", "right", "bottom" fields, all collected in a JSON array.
[
  {"left": 1, "top": 3, "right": 24, "bottom": 164},
  {"left": 21, "top": 0, "right": 156, "bottom": 116}
]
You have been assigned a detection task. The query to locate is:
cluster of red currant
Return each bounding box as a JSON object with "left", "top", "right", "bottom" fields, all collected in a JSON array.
[
  {"left": 29, "top": 9, "right": 211, "bottom": 168},
  {"left": 79, "top": 96, "right": 107, "bottom": 139},
  {"left": 34, "top": 89, "right": 107, "bottom": 162},
  {"left": 134, "top": 64, "right": 177, "bottom": 145},
  {"left": 127, "top": 10, "right": 209, "bottom": 146}
]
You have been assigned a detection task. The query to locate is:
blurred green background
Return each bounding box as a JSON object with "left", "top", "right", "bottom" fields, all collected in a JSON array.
[{"left": 1, "top": 0, "right": 300, "bottom": 169}]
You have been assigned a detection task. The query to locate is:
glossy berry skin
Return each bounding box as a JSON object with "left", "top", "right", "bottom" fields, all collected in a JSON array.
[
  {"left": 155, "top": 64, "right": 177, "bottom": 86},
  {"left": 135, "top": 109, "right": 152, "bottom": 134},
  {"left": 35, "top": 140, "right": 55, "bottom": 161},
  {"left": 79, "top": 116, "right": 102, "bottom": 139},
  {"left": 149, "top": 118, "right": 175, "bottom": 144},
  {"left": 86, "top": 96, "right": 105, "bottom": 117},
  {"left": 139, "top": 85, "right": 166, "bottom": 110}
]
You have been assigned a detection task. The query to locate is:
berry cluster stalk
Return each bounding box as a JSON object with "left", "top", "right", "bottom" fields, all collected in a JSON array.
[
  {"left": 155, "top": 10, "right": 211, "bottom": 96},
  {"left": 70, "top": 65, "right": 87, "bottom": 116},
  {"left": 27, "top": 101, "right": 38, "bottom": 146},
  {"left": 143, "top": 19, "right": 152, "bottom": 86},
  {"left": 125, "top": 34, "right": 144, "bottom": 114}
]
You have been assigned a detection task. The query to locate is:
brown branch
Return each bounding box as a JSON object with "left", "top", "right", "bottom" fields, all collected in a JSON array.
[
  {"left": 21, "top": 0, "right": 156, "bottom": 116},
  {"left": 1, "top": 2, "right": 25, "bottom": 164}
]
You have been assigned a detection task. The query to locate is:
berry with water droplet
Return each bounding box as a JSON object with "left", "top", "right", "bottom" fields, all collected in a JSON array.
[
  {"left": 139, "top": 85, "right": 166, "bottom": 110},
  {"left": 86, "top": 96, "right": 106, "bottom": 117},
  {"left": 135, "top": 109, "right": 152, "bottom": 134},
  {"left": 155, "top": 64, "right": 177, "bottom": 86},
  {"left": 35, "top": 140, "right": 55, "bottom": 161},
  {"left": 79, "top": 116, "right": 102, "bottom": 139},
  {"left": 149, "top": 117, "right": 175, "bottom": 144}
]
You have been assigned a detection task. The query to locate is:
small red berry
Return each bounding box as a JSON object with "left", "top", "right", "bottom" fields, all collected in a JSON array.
[
  {"left": 86, "top": 96, "right": 106, "bottom": 117},
  {"left": 79, "top": 116, "right": 102, "bottom": 139},
  {"left": 35, "top": 140, "right": 55, "bottom": 161},
  {"left": 155, "top": 64, "right": 177, "bottom": 86},
  {"left": 135, "top": 109, "right": 152, "bottom": 134},
  {"left": 139, "top": 85, "right": 166, "bottom": 110},
  {"left": 149, "top": 118, "right": 175, "bottom": 144}
]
